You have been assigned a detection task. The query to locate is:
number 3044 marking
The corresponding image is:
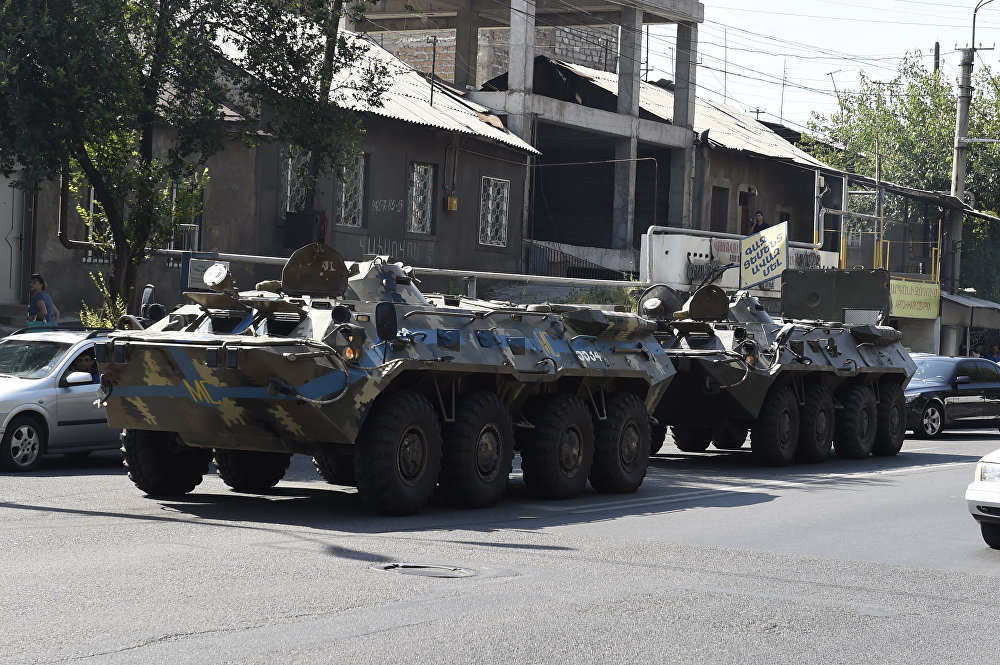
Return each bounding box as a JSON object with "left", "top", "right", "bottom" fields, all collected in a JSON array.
[{"left": 575, "top": 350, "right": 604, "bottom": 363}]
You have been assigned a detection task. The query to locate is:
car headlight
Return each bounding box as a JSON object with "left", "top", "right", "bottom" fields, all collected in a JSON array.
[
  {"left": 905, "top": 393, "right": 919, "bottom": 404},
  {"left": 976, "top": 462, "right": 1000, "bottom": 483}
]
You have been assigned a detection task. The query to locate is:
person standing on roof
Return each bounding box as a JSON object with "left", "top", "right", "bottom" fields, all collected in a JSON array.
[{"left": 27, "top": 272, "right": 59, "bottom": 325}]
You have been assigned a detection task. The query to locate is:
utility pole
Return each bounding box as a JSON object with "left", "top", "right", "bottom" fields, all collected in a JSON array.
[
  {"left": 828, "top": 69, "right": 843, "bottom": 108},
  {"left": 949, "top": 0, "right": 995, "bottom": 294},
  {"left": 723, "top": 29, "right": 728, "bottom": 105},
  {"left": 779, "top": 60, "right": 787, "bottom": 124}
]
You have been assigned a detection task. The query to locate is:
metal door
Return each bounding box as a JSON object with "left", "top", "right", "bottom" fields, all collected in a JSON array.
[{"left": 0, "top": 178, "right": 24, "bottom": 303}]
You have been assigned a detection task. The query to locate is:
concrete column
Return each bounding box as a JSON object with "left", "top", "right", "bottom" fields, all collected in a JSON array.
[
  {"left": 612, "top": 8, "right": 642, "bottom": 249},
  {"left": 669, "top": 22, "right": 698, "bottom": 228},
  {"left": 506, "top": 0, "right": 536, "bottom": 141},
  {"left": 454, "top": 4, "right": 481, "bottom": 90}
]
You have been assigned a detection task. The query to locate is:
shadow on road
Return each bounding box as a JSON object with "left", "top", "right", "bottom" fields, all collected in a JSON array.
[
  {"left": 0, "top": 450, "right": 125, "bottom": 477},
  {"left": 1, "top": 437, "right": 980, "bottom": 562}
]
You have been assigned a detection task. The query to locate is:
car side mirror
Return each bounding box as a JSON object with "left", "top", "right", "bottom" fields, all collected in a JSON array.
[
  {"left": 375, "top": 301, "right": 398, "bottom": 341},
  {"left": 956, "top": 375, "right": 972, "bottom": 385},
  {"left": 65, "top": 371, "right": 96, "bottom": 387}
]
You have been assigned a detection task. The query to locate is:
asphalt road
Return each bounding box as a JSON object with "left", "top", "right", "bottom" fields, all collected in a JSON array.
[{"left": 2, "top": 430, "right": 998, "bottom": 665}]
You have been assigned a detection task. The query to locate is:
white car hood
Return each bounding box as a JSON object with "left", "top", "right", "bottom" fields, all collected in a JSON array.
[{"left": 978, "top": 448, "right": 1000, "bottom": 465}]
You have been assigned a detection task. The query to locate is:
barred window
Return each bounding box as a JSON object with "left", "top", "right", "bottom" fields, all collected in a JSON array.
[
  {"left": 79, "top": 187, "right": 112, "bottom": 265},
  {"left": 479, "top": 177, "right": 510, "bottom": 247},
  {"left": 337, "top": 154, "right": 367, "bottom": 228},
  {"left": 407, "top": 162, "right": 435, "bottom": 234},
  {"left": 281, "top": 147, "right": 312, "bottom": 214}
]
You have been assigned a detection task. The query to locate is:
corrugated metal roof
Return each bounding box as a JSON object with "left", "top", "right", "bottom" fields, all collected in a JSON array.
[
  {"left": 553, "top": 59, "right": 828, "bottom": 168},
  {"left": 333, "top": 34, "right": 538, "bottom": 154}
]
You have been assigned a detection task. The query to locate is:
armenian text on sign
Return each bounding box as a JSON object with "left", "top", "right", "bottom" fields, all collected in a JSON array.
[{"left": 740, "top": 222, "right": 789, "bottom": 289}]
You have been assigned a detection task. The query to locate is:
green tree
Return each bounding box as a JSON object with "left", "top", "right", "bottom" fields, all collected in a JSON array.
[
  {"left": 804, "top": 54, "right": 1000, "bottom": 299},
  {"left": 0, "top": 0, "right": 387, "bottom": 309}
]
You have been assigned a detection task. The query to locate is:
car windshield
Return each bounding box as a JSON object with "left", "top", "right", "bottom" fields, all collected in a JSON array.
[
  {"left": 913, "top": 359, "right": 957, "bottom": 382},
  {"left": 0, "top": 340, "right": 72, "bottom": 379}
]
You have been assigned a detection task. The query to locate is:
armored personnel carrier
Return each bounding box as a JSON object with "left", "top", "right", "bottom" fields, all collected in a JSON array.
[
  {"left": 96, "top": 244, "right": 676, "bottom": 515},
  {"left": 641, "top": 268, "right": 915, "bottom": 466}
]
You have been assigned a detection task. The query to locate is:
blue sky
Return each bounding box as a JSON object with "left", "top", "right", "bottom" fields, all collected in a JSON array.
[{"left": 645, "top": 1, "right": 1000, "bottom": 133}]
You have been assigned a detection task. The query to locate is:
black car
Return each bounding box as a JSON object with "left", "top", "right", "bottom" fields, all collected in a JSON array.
[{"left": 906, "top": 355, "right": 1000, "bottom": 438}]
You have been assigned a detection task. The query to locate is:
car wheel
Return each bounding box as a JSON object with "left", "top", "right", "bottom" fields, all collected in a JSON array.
[
  {"left": 0, "top": 415, "right": 46, "bottom": 472},
  {"left": 914, "top": 402, "right": 944, "bottom": 439},
  {"left": 982, "top": 523, "right": 1000, "bottom": 549}
]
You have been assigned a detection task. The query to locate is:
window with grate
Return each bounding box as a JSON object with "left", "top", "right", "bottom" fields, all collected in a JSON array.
[
  {"left": 479, "top": 177, "right": 510, "bottom": 247},
  {"left": 163, "top": 180, "right": 204, "bottom": 267},
  {"left": 337, "top": 154, "right": 367, "bottom": 228},
  {"left": 281, "top": 148, "right": 312, "bottom": 214},
  {"left": 407, "top": 162, "right": 435, "bottom": 234},
  {"left": 79, "top": 187, "right": 113, "bottom": 265}
]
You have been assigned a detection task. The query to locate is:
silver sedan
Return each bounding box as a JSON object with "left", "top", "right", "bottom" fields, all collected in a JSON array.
[{"left": 0, "top": 330, "right": 119, "bottom": 471}]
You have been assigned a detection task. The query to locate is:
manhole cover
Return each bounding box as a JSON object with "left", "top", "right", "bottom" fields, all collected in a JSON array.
[{"left": 375, "top": 563, "right": 477, "bottom": 578}]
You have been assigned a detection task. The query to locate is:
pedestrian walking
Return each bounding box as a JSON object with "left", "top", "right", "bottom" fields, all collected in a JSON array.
[
  {"left": 27, "top": 272, "right": 59, "bottom": 326},
  {"left": 988, "top": 345, "right": 1000, "bottom": 363}
]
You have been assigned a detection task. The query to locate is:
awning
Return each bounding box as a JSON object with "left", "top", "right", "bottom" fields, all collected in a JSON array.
[{"left": 941, "top": 292, "right": 1000, "bottom": 329}]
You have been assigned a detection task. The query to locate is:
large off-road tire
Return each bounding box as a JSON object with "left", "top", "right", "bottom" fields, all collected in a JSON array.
[
  {"left": 120, "top": 429, "right": 213, "bottom": 496},
  {"left": 751, "top": 383, "right": 800, "bottom": 466},
  {"left": 589, "top": 392, "right": 651, "bottom": 494},
  {"left": 650, "top": 425, "right": 666, "bottom": 455},
  {"left": 713, "top": 424, "right": 749, "bottom": 450},
  {"left": 981, "top": 523, "right": 1000, "bottom": 549},
  {"left": 354, "top": 391, "right": 442, "bottom": 516},
  {"left": 914, "top": 401, "right": 945, "bottom": 439},
  {"left": 0, "top": 414, "right": 46, "bottom": 471},
  {"left": 834, "top": 384, "right": 878, "bottom": 459},
  {"left": 214, "top": 449, "right": 291, "bottom": 492},
  {"left": 520, "top": 394, "right": 595, "bottom": 500},
  {"left": 670, "top": 426, "right": 712, "bottom": 452},
  {"left": 313, "top": 451, "right": 356, "bottom": 486},
  {"left": 873, "top": 382, "right": 906, "bottom": 456},
  {"left": 439, "top": 391, "right": 515, "bottom": 508},
  {"left": 795, "top": 384, "right": 834, "bottom": 464}
]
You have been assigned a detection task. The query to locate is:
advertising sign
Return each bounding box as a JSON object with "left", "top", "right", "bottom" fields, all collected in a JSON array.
[
  {"left": 889, "top": 279, "right": 940, "bottom": 319},
  {"left": 740, "top": 222, "right": 788, "bottom": 289}
]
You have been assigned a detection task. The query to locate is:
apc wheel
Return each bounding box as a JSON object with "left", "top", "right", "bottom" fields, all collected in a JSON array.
[
  {"left": 590, "top": 392, "right": 651, "bottom": 494},
  {"left": 521, "top": 394, "right": 595, "bottom": 500},
  {"left": 120, "top": 429, "right": 212, "bottom": 496},
  {"left": 873, "top": 383, "right": 906, "bottom": 456},
  {"left": 795, "top": 384, "right": 834, "bottom": 464},
  {"left": 981, "top": 523, "right": 1000, "bottom": 549},
  {"left": 670, "top": 426, "right": 712, "bottom": 452},
  {"left": 713, "top": 424, "right": 749, "bottom": 450},
  {"left": 439, "top": 391, "right": 515, "bottom": 508},
  {"left": 354, "top": 391, "right": 442, "bottom": 516},
  {"left": 650, "top": 425, "right": 666, "bottom": 455},
  {"left": 214, "top": 449, "right": 291, "bottom": 492},
  {"left": 751, "top": 384, "right": 800, "bottom": 467},
  {"left": 313, "top": 451, "right": 356, "bottom": 486},
  {"left": 914, "top": 401, "right": 944, "bottom": 439},
  {"left": 834, "top": 385, "right": 878, "bottom": 459},
  {"left": 0, "top": 415, "right": 46, "bottom": 471}
]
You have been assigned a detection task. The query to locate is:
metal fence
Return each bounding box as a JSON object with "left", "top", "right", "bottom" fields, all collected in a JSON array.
[{"left": 524, "top": 240, "right": 634, "bottom": 281}]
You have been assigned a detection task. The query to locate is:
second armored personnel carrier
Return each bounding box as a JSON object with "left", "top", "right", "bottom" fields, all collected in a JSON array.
[
  {"left": 642, "top": 268, "right": 916, "bottom": 466},
  {"left": 96, "top": 244, "right": 676, "bottom": 515}
]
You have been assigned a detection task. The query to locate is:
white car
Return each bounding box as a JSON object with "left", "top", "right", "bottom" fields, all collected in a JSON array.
[
  {"left": 966, "top": 448, "right": 1000, "bottom": 549},
  {"left": 0, "top": 329, "right": 119, "bottom": 471}
]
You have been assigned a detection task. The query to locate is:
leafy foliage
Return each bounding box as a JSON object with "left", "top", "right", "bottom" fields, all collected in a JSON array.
[
  {"left": 0, "top": 0, "right": 388, "bottom": 309},
  {"left": 79, "top": 272, "right": 128, "bottom": 329},
  {"left": 804, "top": 54, "right": 1000, "bottom": 299}
]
